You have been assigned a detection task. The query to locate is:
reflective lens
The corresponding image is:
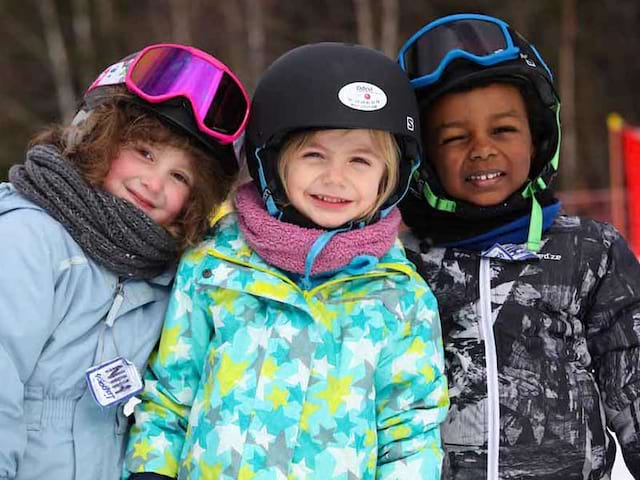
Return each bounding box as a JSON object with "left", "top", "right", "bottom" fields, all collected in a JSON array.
[
  {"left": 128, "top": 45, "right": 248, "bottom": 140},
  {"left": 203, "top": 73, "right": 248, "bottom": 134},
  {"left": 403, "top": 19, "right": 510, "bottom": 80}
]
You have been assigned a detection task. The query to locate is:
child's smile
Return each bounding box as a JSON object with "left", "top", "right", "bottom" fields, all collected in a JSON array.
[
  {"left": 309, "top": 193, "right": 353, "bottom": 208},
  {"left": 425, "top": 83, "right": 534, "bottom": 207}
]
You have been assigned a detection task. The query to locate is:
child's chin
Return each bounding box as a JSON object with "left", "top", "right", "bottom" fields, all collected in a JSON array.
[{"left": 464, "top": 194, "right": 512, "bottom": 208}]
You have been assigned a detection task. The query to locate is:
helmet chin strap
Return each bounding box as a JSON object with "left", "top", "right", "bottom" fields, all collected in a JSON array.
[
  {"left": 523, "top": 104, "right": 561, "bottom": 252},
  {"left": 521, "top": 180, "right": 545, "bottom": 252}
]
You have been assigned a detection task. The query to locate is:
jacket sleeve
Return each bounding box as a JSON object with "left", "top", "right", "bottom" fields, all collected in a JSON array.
[
  {"left": 0, "top": 209, "right": 60, "bottom": 480},
  {"left": 587, "top": 225, "right": 640, "bottom": 476},
  {"left": 374, "top": 279, "right": 449, "bottom": 479},
  {"left": 123, "top": 252, "right": 213, "bottom": 479}
]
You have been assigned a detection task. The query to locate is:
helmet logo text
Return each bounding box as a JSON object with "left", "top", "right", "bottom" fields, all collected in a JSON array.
[
  {"left": 338, "top": 82, "right": 387, "bottom": 111},
  {"left": 407, "top": 116, "right": 415, "bottom": 132},
  {"left": 520, "top": 53, "right": 536, "bottom": 68}
]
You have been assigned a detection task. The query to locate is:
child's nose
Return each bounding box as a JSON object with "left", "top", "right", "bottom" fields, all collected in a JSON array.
[
  {"left": 469, "top": 137, "right": 497, "bottom": 161},
  {"left": 323, "top": 163, "right": 346, "bottom": 183},
  {"left": 141, "top": 172, "right": 165, "bottom": 193}
]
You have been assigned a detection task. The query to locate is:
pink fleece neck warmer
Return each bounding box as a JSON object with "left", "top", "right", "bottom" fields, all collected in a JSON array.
[{"left": 235, "top": 183, "right": 400, "bottom": 276}]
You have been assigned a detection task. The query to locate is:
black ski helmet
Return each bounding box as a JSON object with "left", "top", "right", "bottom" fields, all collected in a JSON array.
[
  {"left": 397, "top": 13, "right": 561, "bottom": 251},
  {"left": 245, "top": 42, "right": 422, "bottom": 228}
]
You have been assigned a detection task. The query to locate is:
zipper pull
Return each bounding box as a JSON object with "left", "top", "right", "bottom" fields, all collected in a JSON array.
[{"left": 105, "top": 281, "right": 125, "bottom": 328}]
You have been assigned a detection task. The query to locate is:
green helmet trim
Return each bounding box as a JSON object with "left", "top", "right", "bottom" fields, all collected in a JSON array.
[{"left": 422, "top": 179, "right": 457, "bottom": 212}]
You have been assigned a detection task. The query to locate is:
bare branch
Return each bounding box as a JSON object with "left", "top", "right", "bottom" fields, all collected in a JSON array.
[
  {"left": 220, "top": 1, "right": 248, "bottom": 84},
  {"left": 96, "top": 0, "right": 117, "bottom": 59},
  {"left": 559, "top": 0, "right": 578, "bottom": 187},
  {"left": 71, "top": 0, "right": 96, "bottom": 88},
  {"left": 353, "top": 0, "right": 375, "bottom": 48},
  {"left": 169, "top": 0, "right": 192, "bottom": 44},
  {"left": 245, "top": 0, "right": 266, "bottom": 89},
  {"left": 380, "top": 0, "right": 398, "bottom": 58},
  {"left": 1, "top": 15, "right": 46, "bottom": 59},
  {"left": 38, "top": 0, "right": 76, "bottom": 122}
]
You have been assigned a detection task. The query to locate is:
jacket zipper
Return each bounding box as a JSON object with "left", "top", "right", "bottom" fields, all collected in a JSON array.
[
  {"left": 479, "top": 257, "right": 500, "bottom": 479},
  {"left": 105, "top": 280, "right": 125, "bottom": 327}
]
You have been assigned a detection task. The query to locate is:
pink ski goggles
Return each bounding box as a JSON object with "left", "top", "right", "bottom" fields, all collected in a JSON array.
[{"left": 88, "top": 43, "right": 249, "bottom": 144}]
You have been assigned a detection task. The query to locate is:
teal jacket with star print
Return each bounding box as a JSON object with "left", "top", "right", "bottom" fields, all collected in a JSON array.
[{"left": 124, "top": 211, "right": 448, "bottom": 480}]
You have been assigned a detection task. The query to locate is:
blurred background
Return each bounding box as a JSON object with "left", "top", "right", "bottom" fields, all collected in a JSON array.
[
  {"left": 0, "top": 0, "right": 637, "bottom": 477},
  {"left": 2, "top": 0, "right": 640, "bottom": 242},
  {"left": 1, "top": 0, "right": 639, "bottom": 196},
  {"left": 0, "top": 1, "right": 638, "bottom": 185}
]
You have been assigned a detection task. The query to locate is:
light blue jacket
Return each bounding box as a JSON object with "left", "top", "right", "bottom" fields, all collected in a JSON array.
[{"left": 0, "top": 183, "right": 173, "bottom": 480}]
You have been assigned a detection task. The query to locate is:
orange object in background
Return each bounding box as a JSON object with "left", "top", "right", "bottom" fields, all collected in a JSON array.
[{"left": 623, "top": 125, "right": 640, "bottom": 256}]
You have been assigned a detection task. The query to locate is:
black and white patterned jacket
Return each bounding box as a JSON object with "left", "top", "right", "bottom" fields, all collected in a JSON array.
[{"left": 403, "top": 215, "right": 640, "bottom": 479}]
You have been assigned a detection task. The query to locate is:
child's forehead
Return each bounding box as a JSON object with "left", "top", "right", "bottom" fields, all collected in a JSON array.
[
  {"left": 309, "top": 128, "right": 393, "bottom": 141},
  {"left": 425, "top": 83, "right": 527, "bottom": 123}
]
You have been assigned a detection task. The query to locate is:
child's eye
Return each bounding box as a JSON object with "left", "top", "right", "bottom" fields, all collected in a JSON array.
[
  {"left": 172, "top": 171, "right": 191, "bottom": 186},
  {"left": 136, "top": 147, "right": 154, "bottom": 161},
  {"left": 440, "top": 134, "right": 466, "bottom": 145},
  {"left": 493, "top": 125, "right": 518, "bottom": 134},
  {"left": 302, "top": 151, "right": 323, "bottom": 159},
  {"left": 351, "top": 156, "right": 371, "bottom": 166}
]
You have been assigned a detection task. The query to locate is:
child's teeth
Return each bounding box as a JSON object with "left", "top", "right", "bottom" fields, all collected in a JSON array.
[
  {"left": 469, "top": 172, "right": 501, "bottom": 181},
  {"left": 318, "top": 195, "right": 345, "bottom": 203}
]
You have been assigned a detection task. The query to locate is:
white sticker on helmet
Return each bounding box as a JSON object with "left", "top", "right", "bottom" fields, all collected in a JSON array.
[{"left": 338, "top": 82, "right": 387, "bottom": 111}]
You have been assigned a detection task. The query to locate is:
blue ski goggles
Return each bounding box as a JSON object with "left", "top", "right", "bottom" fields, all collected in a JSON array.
[{"left": 397, "top": 13, "right": 552, "bottom": 89}]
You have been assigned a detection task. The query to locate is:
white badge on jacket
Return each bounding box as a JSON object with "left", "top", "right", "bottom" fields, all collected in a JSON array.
[{"left": 86, "top": 357, "right": 143, "bottom": 407}]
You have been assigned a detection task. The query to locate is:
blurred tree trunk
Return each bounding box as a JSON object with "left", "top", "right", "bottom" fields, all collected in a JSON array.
[
  {"left": 2, "top": 13, "right": 45, "bottom": 58},
  {"left": 506, "top": 1, "right": 530, "bottom": 37},
  {"left": 38, "top": 0, "right": 75, "bottom": 122},
  {"left": 245, "top": 0, "right": 266, "bottom": 90},
  {"left": 96, "top": 0, "right": 116, "bottom": 59},
  {"left": 353, "top": 0, "right": 399, "bottom": 58},
  {"left": 71, "top": 0, "right": 96, "bottom": 88},
  {"left": 169, "top": 0, "right": 192, "bottom": 45},
  {"left": 221, "top": 1, "right": 248, "bottom": 85},
  {"left": 353, "top": 0, "right": 375, "bottom": 48},
  {"left": 380, "top": 0, "right": 398, "bottom": 58},
  {"left": 559, "top": 0, "right": 578, "bottom": 187}
]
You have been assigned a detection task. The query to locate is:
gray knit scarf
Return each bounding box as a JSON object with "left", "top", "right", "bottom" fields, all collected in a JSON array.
[{"left": 9, "top": 144, "right": 177, "bottom": 279}]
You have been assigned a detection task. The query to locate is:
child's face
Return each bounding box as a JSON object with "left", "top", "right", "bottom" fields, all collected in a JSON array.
[
  {"left": 103, "top": 142, "right": 195, "bottom": 227},
  {"left": 283, "top": 129, "right": 387, "bottom": 228},
  {"left": 425, "top": 83, "right": 534, "bottom": 207}
]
